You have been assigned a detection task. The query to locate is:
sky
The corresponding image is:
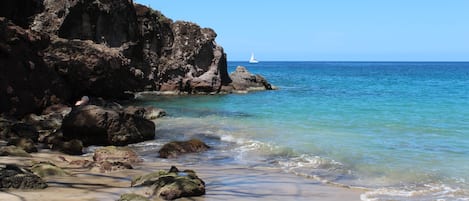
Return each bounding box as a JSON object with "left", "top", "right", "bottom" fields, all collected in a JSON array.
[{"left": 135, "top": 0, "right": 469, "bottom": 61}]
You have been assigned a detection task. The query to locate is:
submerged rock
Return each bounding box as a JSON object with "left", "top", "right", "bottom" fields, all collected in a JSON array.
[
  {"left": 158, "top": 139, "right": 210, "bottom": 158},
  {"left": 0, "top": 164, "right": 47, "bottom": 189},
  {"left": 131, "top": 166, "right": 205, "bottom": 200},
  {"left": 61, "top": 105, "right": 155, "bottom": 146}
]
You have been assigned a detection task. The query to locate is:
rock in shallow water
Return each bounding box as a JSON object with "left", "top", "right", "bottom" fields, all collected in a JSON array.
[
  {"left": 229, "top": 66, "right": 274, "bottom": 92},
  {"left": 158, "top": 139, "right": 210, "bottom": 158}
]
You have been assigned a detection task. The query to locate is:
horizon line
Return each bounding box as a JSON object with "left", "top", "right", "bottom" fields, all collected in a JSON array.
[{"left": 227, "top": 60, "right": 469, "bottom": 63}]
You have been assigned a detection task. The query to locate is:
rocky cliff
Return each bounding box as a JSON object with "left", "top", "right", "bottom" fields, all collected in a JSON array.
[{"left": 0, "top": 0, "right": 272, "bottom": 117}]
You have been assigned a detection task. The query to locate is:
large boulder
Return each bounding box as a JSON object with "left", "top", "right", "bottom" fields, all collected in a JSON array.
[
  {"left": 158, "top": 139, "right": 210, "bottom": 158},
  {"left": 0, "top": 18, "right": 70, "bottom": 117},
  {"left": 61, "top": 105, "right": 155, "bottom": 146},
  {"left": 0, "top": 164, "right": 48, "bottom": 189}
]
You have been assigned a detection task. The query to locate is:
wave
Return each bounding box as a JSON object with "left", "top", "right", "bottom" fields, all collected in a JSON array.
[{"left": 361, "top": 183, "right": 469, "bottom": 201}]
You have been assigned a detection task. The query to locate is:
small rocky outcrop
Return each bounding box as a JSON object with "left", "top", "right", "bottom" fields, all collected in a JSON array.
[
  {"left": 229, "top": 66, "right": 274, "bottom": 92},
  {"left": 61, "top": 105, "right": 155, "bottom": 146},
  {"left": 158, "top": 139, "right": 210, "bottom": 158},
  {"left": 0, "top": 164, "right": 48, "bottom": 189},
  {"left": 131, "top": 166, "right": 205, "bottom": 200}
]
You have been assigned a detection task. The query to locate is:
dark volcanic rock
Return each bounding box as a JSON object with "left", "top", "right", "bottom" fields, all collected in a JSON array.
[
  {"left": 57, "top": 0, "right": 138, "bottom": 47},
  {"left": 155, "top": 21, "right": 231, "bottom": 94},
  {"left": 158, "top": 139, "right": 210, "bottom": 158},
  {"left": 0, "top": 164, "right": 47, "bottom": 189},
  {"left": 44, "top": 38, "right": 144, "bottom": 99},
  {"left": 0, "top": 18, "right": 70, "bottom": 117},
  {"left": 1, "top": 0, "right": 274, "bottom": 119},
  {"left": 0, "top": 0, "right": 44, "bottom": 28},
  {"left": 61, "top": 105, "right": 155, "bottom": 146}
]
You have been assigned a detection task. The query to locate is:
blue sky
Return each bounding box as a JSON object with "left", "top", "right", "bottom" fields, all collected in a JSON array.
[{"left": 135, "top": 0, "right": 469, "bottom": 61}]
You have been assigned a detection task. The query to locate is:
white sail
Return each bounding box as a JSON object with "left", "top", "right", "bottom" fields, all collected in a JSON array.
[{"left": 249, "top": 53, "right": 259, "bottom": 64}]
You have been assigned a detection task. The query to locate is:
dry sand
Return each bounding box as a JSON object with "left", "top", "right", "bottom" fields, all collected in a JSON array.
[{"left": 0, "top": 151, "right": 365, "bottom": 201}]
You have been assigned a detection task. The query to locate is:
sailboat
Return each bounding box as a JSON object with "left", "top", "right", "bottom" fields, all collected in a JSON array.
[{"left": 249, "top": 52, "right": 259, "bottom": 64}]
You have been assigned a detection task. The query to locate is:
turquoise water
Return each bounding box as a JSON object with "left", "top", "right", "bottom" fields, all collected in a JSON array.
[{"left": 134, "top": 62, "right": 469, "bottom": 200}]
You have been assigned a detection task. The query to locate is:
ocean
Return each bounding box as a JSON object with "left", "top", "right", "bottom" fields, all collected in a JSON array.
[{"left": 132, "top": 62, "right": 469, "bottom": 201}]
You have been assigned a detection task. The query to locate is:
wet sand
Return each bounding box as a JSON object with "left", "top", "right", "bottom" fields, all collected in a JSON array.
[{"left": 0, "top": 151, "right": 365, "bottom": 201}]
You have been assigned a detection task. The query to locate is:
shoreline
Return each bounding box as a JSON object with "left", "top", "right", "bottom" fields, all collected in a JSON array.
[{"left": 0, "top": 150, "right": 365, "bottom": 201}]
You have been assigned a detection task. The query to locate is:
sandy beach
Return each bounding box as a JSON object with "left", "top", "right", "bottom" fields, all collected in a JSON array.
[{"left": 0, "top": 151, "right": 365, "bottom": 201}]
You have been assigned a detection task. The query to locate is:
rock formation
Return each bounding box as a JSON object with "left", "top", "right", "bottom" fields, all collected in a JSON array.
[
  {"left": 0, "top": 17, "right": 71, "bottom": 117},
  {"left": 1, "top": 0, "right": 274, "bottom": 118}
]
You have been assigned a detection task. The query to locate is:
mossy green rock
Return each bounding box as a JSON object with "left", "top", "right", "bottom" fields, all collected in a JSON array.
[
  {"left": 117, "top": 193, "right": 150, "bottom": 201},
  {"left": 0, "top": 145, "right": 31, "bottom": 157},
  {"left": 131, "top": 166, "right": 205, "bottom": 200},
  {"left": 31, "top": 161, "right": 71, "bottom": 177}
]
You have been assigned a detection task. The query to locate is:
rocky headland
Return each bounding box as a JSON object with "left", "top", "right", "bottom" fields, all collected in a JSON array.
[{"left": 0, "top": 0, "right": 275, "bottom": 200}]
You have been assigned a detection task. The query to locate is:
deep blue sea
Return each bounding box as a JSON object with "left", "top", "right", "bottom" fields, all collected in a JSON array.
[{"left": 133, "top": 62, "right": 469, "bottom": 201}]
